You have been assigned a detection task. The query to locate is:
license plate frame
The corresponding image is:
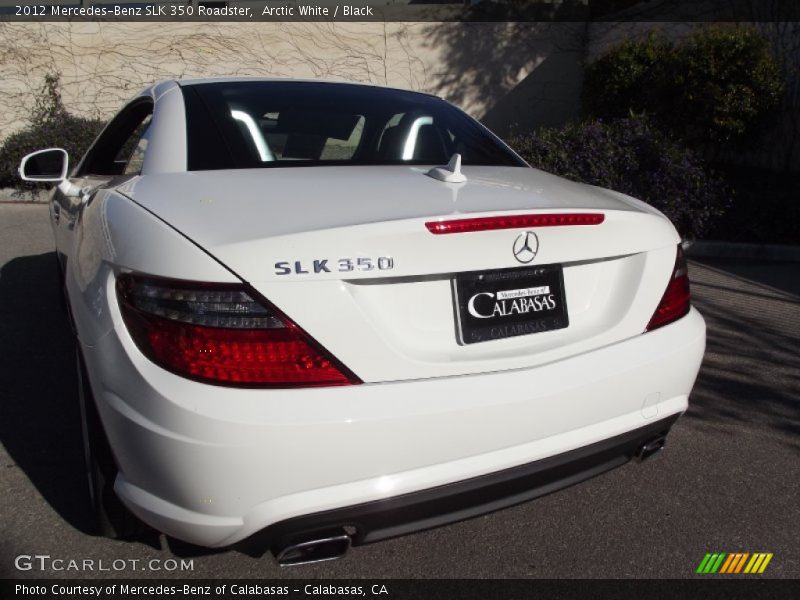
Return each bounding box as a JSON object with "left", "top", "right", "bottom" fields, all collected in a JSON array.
[{"left": 453, "top": 265, "right": 569, "bottom": 345}]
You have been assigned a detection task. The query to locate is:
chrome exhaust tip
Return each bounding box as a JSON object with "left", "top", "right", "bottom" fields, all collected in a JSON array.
[
  {"left": 275, "top": 529, "right": 352, "bottom": 566},
  {"left": 636, "top": 435, "right": 666, "bottom": 461}
]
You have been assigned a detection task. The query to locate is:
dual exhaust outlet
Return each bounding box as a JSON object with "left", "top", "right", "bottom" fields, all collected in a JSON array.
[
  {"left": 275, "top": 528, "right": 352, "bottom": 566},
  {"left": 273, "top": 434, "right": 669, "bottom": 566},
  {"left": 636, "top": 434, "right": 667, "bottom": 461}
]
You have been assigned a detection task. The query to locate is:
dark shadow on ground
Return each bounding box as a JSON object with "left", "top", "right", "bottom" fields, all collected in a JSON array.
[
  {"left": 686, "top": 260, "right": 800, "bottom": 447},
  {"left": 0, "top": 253, "right": 164, "bottom": 547},
  {"left": 692, "top": 257, "right": 800, "bottom": 298},
  {"left": 0, "top": 252, "right": 95, "bottom": 532}
]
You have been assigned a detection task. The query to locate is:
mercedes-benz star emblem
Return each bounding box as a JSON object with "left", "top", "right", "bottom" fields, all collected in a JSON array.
[{"left": 513, "top": 231, "right": 539, "bottom": 264}]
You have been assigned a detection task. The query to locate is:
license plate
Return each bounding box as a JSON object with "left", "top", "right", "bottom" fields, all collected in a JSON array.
[{"left": 453, "top": 265, "right": 568, "bottom": 345}]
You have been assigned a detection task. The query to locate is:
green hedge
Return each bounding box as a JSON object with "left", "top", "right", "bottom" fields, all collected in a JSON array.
[
  {"left": 583, "top": 27, "right": 784, "bottom": 146},
  {"left": 507, "top": 117, "right": 729, "bottom": 239}
]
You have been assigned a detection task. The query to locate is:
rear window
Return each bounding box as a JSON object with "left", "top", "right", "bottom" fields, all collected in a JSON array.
[{"left": 181, "top": 81, "right": 525, "bottom": 171}]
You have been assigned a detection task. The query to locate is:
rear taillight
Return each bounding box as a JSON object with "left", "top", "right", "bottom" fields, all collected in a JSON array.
[
  {"left": 116, "top": 274, "right": 359, "bottom": 388},
  {"left": 646, "top": 244, "right": 691, "bottom": 332}
]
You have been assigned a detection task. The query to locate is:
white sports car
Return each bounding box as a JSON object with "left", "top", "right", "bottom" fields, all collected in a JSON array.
[{"left": 20, "top": 78, "right": 705, "bottom": 565}]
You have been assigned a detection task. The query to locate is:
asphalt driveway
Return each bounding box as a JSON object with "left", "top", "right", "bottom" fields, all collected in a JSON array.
[{"left": 1, "top": 203, "right": 798, "bottom": 579}]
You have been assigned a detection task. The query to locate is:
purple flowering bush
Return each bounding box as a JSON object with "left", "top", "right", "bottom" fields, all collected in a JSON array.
[{"left": 507, "top": 117, "right": 729, "bottom": 239}]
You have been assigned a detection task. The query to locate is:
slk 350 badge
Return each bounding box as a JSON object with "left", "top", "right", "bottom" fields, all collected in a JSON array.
[{"left": 275, "top": 257, "right": 394, "bottom": 275}]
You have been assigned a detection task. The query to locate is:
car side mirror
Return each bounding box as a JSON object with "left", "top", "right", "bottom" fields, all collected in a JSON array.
[{"left": 19, "top": 148, "right": 69, "bottom": 182}]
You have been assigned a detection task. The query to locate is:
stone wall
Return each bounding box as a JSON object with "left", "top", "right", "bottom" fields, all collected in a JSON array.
[
  {"left": 1, "top": 19, "right": 796, "bottom": 171},
  {"left": 0, "top": 21, "right": 586, "bottom": 140}
]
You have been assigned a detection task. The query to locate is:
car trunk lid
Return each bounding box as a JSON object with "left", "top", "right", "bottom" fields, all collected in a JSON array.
[{"left": 118, "top": 165, "right": 680, "bottom": 382}]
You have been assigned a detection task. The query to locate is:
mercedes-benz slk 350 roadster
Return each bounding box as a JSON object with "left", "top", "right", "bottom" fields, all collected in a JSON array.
[{"left": 20, "top": 79, "right": 705, "bottom": 565}]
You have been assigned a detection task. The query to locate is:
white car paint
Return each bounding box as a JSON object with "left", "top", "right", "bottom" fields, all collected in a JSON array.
[{"left": 27, "top": 78, "right": 705, "bottom": 552}]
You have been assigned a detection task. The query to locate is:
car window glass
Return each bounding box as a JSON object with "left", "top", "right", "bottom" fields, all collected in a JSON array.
[
  {"left": 78, "top": 101, "right": 153, "bottom": 177},
  {"left": 320, "top": 115, "right": 365, "bottom": 160},
  {"left": 376, "top": 112, "right": 404, "bottom": 150},
  {"left": 182, "top": 82, "right": 525, "bottom": 170},
  {"left": 120, "top": 114, "right": 153, "bottom": 175}
]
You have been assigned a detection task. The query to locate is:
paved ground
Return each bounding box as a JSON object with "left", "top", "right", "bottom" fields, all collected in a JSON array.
[{"left": 1, "top": 203, "right": 798, "bottom": 579}]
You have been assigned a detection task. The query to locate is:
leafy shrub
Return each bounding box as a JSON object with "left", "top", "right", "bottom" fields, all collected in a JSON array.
[
  {"left": 0, "top": 74, "right": 106, "bottom": 190},
  {"left": 672, "top": 27, "right": 784, "bottom": 144},
  {"left": 581, "top": 32, "right": 673, "bottom": 123},
  {"left": 507, "top": 117, "right": 729, "bottom": 239},
  {"left": 583, "top": 27, "right": 784, "bottom": 146}
]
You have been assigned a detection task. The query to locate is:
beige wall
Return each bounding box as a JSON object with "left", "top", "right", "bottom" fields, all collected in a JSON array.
[
  {"left": 3, "top": 20, "right": 794, "bottom": 171},
  {"left": 0, "top": 22, "right": 586, "bottom": 142}
]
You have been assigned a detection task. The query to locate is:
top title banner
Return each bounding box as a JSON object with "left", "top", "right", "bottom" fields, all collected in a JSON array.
[{"left": 2, "top": 1, "right": 799, "bottom": 23}]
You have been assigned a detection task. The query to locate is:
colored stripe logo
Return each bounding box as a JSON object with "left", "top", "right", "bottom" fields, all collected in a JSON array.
[{"left": 696, "top": 552, "right": 773, "bottom": 574}]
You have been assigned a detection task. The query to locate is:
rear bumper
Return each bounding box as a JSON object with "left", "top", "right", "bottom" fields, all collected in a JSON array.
[
  {"left": 239, "top": 413, "right": 679, "bottom": 555},
  {"left": 83, "top": 308, "right": 705, "bottom": 548}
]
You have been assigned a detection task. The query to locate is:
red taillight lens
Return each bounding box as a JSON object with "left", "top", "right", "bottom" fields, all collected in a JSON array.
[
  {"left": 116, "top": 274, "right": 359, "bottom": 388},
  {"left": 646, "top": 245, "right": 691, "bottom": 332},
  {"left": 425, "top": 213, "right": 604, "bottom": 234}
]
